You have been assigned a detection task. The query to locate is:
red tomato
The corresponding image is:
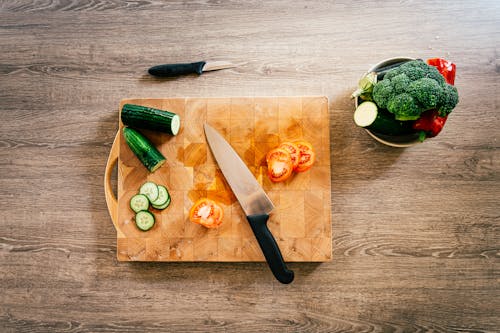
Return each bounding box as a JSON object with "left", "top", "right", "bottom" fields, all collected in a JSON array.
[
  {"left": 266, "top": 148, "right": 293, "bottom": 182},
  {"left": 294, "top": 141, "right": 315, "bottom": 172},
  {"left": 278, "top": 142, "right": 300, "bottom": 169},
  {"left": 189, "top": 198, "right": 223, "bottom": 229}
]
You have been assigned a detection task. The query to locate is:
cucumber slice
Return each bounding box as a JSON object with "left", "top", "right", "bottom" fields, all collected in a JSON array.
[
  {"left": 130, "top": 194, "right": 149, "bottom": 213},
  {"left": 151, "top": 185, "right": 170, "bottom": 206},
  {"left": 135, "top": 210, "right": 155, "bottom": 231},
  {"left": 354, "top": 101, "right": 378, "bottom": 127},
  {"left": 152, "top": 196, "right": 171, "bottom": 210},
  {"left": 139, "top": 181, "right": 159, "bottom": 202}
]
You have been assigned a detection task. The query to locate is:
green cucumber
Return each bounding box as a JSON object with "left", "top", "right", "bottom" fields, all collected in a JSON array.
[
  {"left": 130, "top": 181, "right": 172, "bottom": 229},
  {"left": 130, "top": 194, "right": 150, "bottom": 213},
  {"left": 152, "top": 197, "right": 171, "bottom": 210},
  {"left": 123, "top": 127, "right": 166, "bottom": 172},
  {"left": 121, "top": 104, "right": 180, "bottom": 136},
  {"left": 151, "top": 185, "right": 169, "bottom": 206},
  {"left": 354, "top": 101, "right": 414, "bottom": 136},
  {"left": 139, "top": 181, "right": 159, "bottom": 202},
  {"left": 135, "top": 210, "right": 155, "bottom": 231}
]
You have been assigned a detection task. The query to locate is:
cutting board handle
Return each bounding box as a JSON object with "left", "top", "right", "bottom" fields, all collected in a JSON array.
[{"left": 104, "top": 131, "right": 125, "bottom": 238}]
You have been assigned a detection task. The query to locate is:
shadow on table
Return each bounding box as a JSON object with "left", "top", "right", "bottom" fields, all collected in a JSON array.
[
  {"left": 329, "top": 89, "right": 406, "bottom": 183},
  {"left": 123, "top": 260, "right": 324, "bottom": 285}
]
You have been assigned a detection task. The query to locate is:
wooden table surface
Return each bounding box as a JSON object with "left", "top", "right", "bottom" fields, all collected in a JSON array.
[{"left": 1, "top": 1, "right": 499, "bottom": 331}]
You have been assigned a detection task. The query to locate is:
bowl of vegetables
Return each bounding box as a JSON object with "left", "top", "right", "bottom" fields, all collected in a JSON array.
[{"left": 352, "top": 57, "right": 459, "bottom": 147}]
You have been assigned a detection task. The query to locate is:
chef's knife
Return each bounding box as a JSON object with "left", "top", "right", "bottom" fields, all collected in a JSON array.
[
  {"left": 148, "top": 61, "right": 238, "bottom": 78},
  {"left": 204, "top": 123, "right": 294, "bottom": 284}
]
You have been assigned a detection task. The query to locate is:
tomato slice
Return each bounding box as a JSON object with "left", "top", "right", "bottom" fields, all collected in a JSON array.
[
  {"left": 266, "top": 148, "right": 293, "bottom": 182},
  {"left": 278, "top": 142, "right": 300, "bottom": 169},
  {"left": 189, "top": 198, "right": 223, "bottom": 229},
  {"left": 294, "top": 141, "right": 315, "bottom": 172}
]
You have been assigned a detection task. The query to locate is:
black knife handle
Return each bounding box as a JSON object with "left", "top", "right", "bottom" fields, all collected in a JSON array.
[
  {"left": 247, "top": 214, "right": 294, "bottom": 284},
  {"left": 148, "top": 61, "right": 206, "bottom": 77}
]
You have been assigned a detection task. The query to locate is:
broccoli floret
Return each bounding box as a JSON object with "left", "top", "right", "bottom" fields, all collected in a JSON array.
[
  {"left": 387, "top": 93, "right": 421, "bottom": 120},
  {"left": 391, "top": 74, "right": 411, "bottom": 93},
  {"left": 438, "top": 84, "right": 459, "bottom": 116},
  {"left": 407, "top": 78, "right": 443, "bottom": 110},
  {"left": 372, "top": 60, "right": 459, "bottom": 121},
  {"left": 424, "top": 66, "right": 446, "bottom": 86},
  {"left": 383, "top": 67, "right": 402, "bottom": 81},
  {"left": 395, "top": 60, "right": 427, "bottom": 81},
  {"left": 372, "top": 79, "right": 393, "bottom": 109}
]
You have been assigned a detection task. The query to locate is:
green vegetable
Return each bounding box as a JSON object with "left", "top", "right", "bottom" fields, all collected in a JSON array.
[
  {"left": 123, "top": 127, "right": 166, "bottom": 172},
  {"left": 406, "top": 77, "right": 442, "bottom": 109},
  {"left": 152, "top": 197, "right": 171, "bottom": 210},
  {"left": 135, "top": 210, "right": 155, "bottom": 231},
  {"left": 130, "top": 194, "right": 150, "bottom": 213},
  {"left": 386, "top": 93, "right": 421, "bottom": 121},
  {"left": 140, "top": 181, "right": 160, "bottom": 203},
  {"left": 151, "top": 185, "right": 170, "bottom": 207},
  {"left": 354, "top": 101, "right": 379, "bottom": 127},
  {"left": 354, "top": 101, "right": 414, "bottom": 135},
  {"left": 372, "top": 60, "right": 458, "bottom": 121},
  {"left": 438, "top": 84, "right": 459, "bottom": 116},
  {"left": 351, "top": 72, "right": 377, "bottom": 101},
  {"left": 121, "top": 104, "right": 181, "bottom": 136},
  {"left": 129, "top": 181, "right": 171, "bottom": 231}
]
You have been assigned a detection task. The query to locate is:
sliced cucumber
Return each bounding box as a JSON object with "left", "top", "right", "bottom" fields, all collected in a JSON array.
[
  {"left": 354, "top": 101, "right": 378, "bottom": 127},
  {"left": 130, "top": 194, "right": 149, "bottom": 213},
  {"left": 151, "top": 185, "right": 169, "bottom": 206},
  {"left": 152, "top": 197, "right": 171, "bottom": 210},
  {"left": 135, "top": 210, "right": 155, "bottom": 231},
  {"left": 139, "top": 181, "right": 159, "bottom": 203}
]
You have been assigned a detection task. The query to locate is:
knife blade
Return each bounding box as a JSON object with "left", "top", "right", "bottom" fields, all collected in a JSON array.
[
  {"left": 148, "top": 61, "right": 238, "bottom": 78},
  {"left": 204, "top": 123, "right": 294, "bottom": 284}
]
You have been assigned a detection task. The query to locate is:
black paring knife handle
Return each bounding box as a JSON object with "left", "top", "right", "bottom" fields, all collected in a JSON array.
[
  {"left": 247, "top": 214, "right": 294, "bottom": 284},
  {"left": 148, "top": 61, "right": 206, "bottom": 77}
]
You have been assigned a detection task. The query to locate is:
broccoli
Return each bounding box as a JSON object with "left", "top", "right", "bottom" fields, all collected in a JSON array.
[
  {"left": 372, "top": 79, "right": 393, "bottom": 109},
  {"left": 438, "top": 84, "right": 459, "bottom": 116},
  {"left": 387, "top": 93, "right": 421, "bottom": 120},
  {"left": 407, "top": 77, "right": 443, "bottom": 110},
  {"left": 391, "top": 73, "right": 411, "bottom": 94},
  {"left": 372, "top": 60, "right": 458, "bottom": 121}
]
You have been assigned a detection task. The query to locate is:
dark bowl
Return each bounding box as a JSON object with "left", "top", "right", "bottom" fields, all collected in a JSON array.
[{"left": 354, "top": 57, "right": 421, "bottom": 148}]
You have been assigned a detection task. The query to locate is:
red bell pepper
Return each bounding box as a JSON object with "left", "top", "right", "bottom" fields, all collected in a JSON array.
[
  {"left": 427, "top": 58, "right": 456, "bottom": 85},
  {"left": 413, "top": 58, "right": 456, "bottom": 140},
  {"left": 413, "top": 109, "right": 448, "bottom": 141}
]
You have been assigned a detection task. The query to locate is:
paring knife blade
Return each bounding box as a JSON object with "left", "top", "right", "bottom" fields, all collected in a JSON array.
[
  {"left": 204, "top": 123, "right": 294, "bottom": 284},
  {"left": 148, "top": 61, "right": 239, "bottom": 78}
]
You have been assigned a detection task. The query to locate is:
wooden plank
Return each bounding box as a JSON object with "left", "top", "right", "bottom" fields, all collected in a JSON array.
[{"left": 1, "top": 0, "right": 499, "bottom": 331}]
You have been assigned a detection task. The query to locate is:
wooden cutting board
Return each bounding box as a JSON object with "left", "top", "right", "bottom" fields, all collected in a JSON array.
[{"left": 113, "top": 97, "right": 332, "bottom": 262}]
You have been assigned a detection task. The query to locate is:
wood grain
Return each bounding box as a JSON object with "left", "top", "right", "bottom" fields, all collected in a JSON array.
[{"left": 1, "top": 0, "right": 499, "bottom": 332}]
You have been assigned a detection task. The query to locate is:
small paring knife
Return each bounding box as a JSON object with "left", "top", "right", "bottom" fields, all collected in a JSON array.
[{"left": 148, "top": 60, "right": 239, "bottom": 78}]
